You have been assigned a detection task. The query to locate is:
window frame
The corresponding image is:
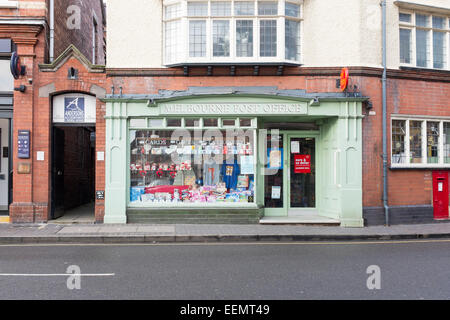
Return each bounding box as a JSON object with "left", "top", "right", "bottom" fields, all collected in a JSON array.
[
  {"left": 391, "top": 116, "right": 450, "bottom": 168},
  {"left": 399, "top": 10, "right": 450, "bottom": 70},
  {"left": 128, "top": 116, "right": 259, "bottom": 208},
  {"left": 162, "top": 0, "right": 303, "bottom": 66}
]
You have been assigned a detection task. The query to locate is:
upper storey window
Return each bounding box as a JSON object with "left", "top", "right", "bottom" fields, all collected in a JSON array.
[
  {"left": 163, "top": 0, "right": 303, "bottom": 66},
  {"left": 399, "top": 11, "right": 450, "bottom": 70}
]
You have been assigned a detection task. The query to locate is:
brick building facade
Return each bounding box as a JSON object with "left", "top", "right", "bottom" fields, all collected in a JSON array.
[
  {"left": 103, "top": 66, "right": 449, "bottom": 225},
  {"left": 2, "top": 0, "right": 449, "bottom": 226},
  {"left": 0, "top": 0, "right": 106, "bottom": 223},
  {"left": 100, "top": 0, "right": 450, "bottom": 226}
]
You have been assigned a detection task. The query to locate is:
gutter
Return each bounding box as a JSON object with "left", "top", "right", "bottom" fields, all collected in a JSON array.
[{"left": 381, "top": 0, "right": 389, "bottom": 226}]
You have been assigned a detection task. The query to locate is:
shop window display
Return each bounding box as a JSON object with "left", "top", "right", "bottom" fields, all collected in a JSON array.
[{"left": 129, "top": 129, "right": 255, "bottom": 205}]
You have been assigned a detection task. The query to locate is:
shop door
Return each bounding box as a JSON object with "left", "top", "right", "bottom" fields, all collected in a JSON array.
[
  {"left": 288, "top": 136, "right": 316, "bottom": 215},
  {"left": 0, "top": 119, "right": 9, "bottom": 212},
  {"left": 264, "top": 134, "right": 317, "bottom": 217},
  {"left": 264, "top": 133, "right": 285, "bottom": 215},
  {"left": 52, "top": 127, "right": 65, "bottom": 219}
]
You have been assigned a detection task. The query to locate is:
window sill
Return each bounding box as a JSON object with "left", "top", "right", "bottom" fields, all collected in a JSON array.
[
  {"left": 165, "top": 61, "right": 303, "bottom": 67},
  {"left": 399, "top": 66, "right": 450, "bottom": 75},
  {"left": 390, "top": 164, "right": 450, "bottom": 170},
  {"left": 128, "top": 203, "right": 259, "bottom": 209}
]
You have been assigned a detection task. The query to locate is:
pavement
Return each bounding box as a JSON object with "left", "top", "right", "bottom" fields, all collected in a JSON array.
[{"left": 0, "top": 221, "right": 450, "bottom": 244}]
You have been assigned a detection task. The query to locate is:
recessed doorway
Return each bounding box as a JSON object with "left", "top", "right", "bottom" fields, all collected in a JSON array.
[{"left": 51, "top": 125, "right": 96, "bottom": 223}]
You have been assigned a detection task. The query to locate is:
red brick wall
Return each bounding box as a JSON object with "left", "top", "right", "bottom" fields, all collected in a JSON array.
[
  {"left": 95, "top": 98, "right": 106, "bottom": 222},
  {"left": 10, "top": 51, "right": 106, "bottom": 223},
  {"left": 5, "top": 0, "right": 105, "bottom": 223},
  {"left": 9, "top": 24, "right": 47, "bottom": 223},
  {"left": 34, "top": 57, "right": 106, "bottom": 223},
  {"left": 108, "top": 69, "right": 449, "bottom": 211},
  {"left": 54, "top": 0, "right": 106, "bottom": 65},
  {"left": 386, "top": 78, "right": 450, "bottom": 207}
]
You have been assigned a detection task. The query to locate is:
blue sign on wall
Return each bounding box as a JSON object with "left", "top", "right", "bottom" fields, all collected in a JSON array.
[
  {"left": 18, "top": 130, "right": 30, "bottom": 159},
  {"left": 64, "top": 97, "right": 85, "bottom": 122}
]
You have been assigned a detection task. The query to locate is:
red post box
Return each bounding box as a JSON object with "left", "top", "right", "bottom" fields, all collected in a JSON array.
[{"left": 432, "top": 171, "right": 449, "bottom": 220}]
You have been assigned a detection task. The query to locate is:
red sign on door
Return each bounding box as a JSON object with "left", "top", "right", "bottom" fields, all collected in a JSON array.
[{"left": 294, "top": 155, "right": 311, "bottom": 174}]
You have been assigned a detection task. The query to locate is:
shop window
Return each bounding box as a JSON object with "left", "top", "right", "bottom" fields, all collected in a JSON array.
[
  {"left": 129, "top": 129, "right": 256, "bottom": 205},
  {"left": 167, "top": 118, "right": 182, "bottom": 127},
  {"left": 203, "top": 118, "right": 219, "bottom": 127},
  {"left": 427, "top": 121, "right": 439, "bottom": 164},
  {"left": 130, "top": 118, "right": 147, "bottom": 128},
  {"left": 444, "top": 122, "right": 450, "bottom": 164},
  {"left": 185, "top": 118, "right": 201, "bottom": 127},
  {"left": 392, "top": 118, "right": 450, "bottom": 168},
  {"left": 149, "top": 119, "right": 165, "bottom": 127},
  {"left": 240, "top": 118, "right": 252, "bottom": 127},
  {"left": 222, "top": 119, "right": 236, "bottom": 127},
  {"left": 264, "top": 133, "right": 283, "bottom": 208},
  {"left": 409, "top": 120, "right": 422, "bottom": 164},
  {"left": 392, "top": 120, "right": 406, "bottom": 164}
]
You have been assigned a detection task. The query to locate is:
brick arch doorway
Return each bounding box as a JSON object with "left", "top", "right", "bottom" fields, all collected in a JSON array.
[{"left": 51, "top": 93, "right": 97, "bottom": 223}]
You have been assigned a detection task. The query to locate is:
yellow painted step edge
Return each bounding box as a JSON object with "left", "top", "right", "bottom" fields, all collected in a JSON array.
[{"left": 0, "top": 216, "right": 10, "bottom": 223}]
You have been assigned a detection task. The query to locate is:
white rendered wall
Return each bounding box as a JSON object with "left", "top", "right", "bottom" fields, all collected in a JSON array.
[
  {"left": 107, "top": 0, "right": 163, "bottom": 68},
  {"left": 106, "top": 0, "right": 449, "bottom": 69}
]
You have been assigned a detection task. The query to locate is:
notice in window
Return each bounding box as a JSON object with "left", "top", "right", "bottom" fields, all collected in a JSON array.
[
  {"left": 272, "top": 186, "right": 281, "bottom": 199},
  {"left": 291, "top": 141, "right": 300, "bottom": 154},
  {"left": 294, "top": 155, "right": 311, "bottom": 174}
]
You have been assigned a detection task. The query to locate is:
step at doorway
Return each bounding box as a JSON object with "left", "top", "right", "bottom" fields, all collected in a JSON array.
[{"left": 260, "top": 215, "right": 340, "bottom": 226}]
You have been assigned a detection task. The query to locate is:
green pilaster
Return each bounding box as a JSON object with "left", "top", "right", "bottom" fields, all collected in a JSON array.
[
  {"left": 104, "top": 101, "right": 129, "bottom": 224},
  {"left": 336, "top": 101, "right": 364, "bottom": 227}
]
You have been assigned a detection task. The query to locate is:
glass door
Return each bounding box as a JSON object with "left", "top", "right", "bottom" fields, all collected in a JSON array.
[
  {"left": 288, "top": 137, "right": 316, "bottom": 213},
  {"left": 0, "top": 119, "right": 9, "bottom": 213},
  {"left": 264, "top": 133, "right": 284, "bottom": 211}
]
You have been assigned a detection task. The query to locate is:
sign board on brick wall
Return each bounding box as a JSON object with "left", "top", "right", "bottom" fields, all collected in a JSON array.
[{"left": 53, "top": 94, "right": 96, "bottom": 124}]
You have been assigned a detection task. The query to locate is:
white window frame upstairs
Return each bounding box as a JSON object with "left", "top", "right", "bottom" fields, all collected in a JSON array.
[
  {"left": 162, "top": 0, "right": 303, "bottom": 66},
  {"left": 399, "top": 10, "right": 450, "bottom": 71}
]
